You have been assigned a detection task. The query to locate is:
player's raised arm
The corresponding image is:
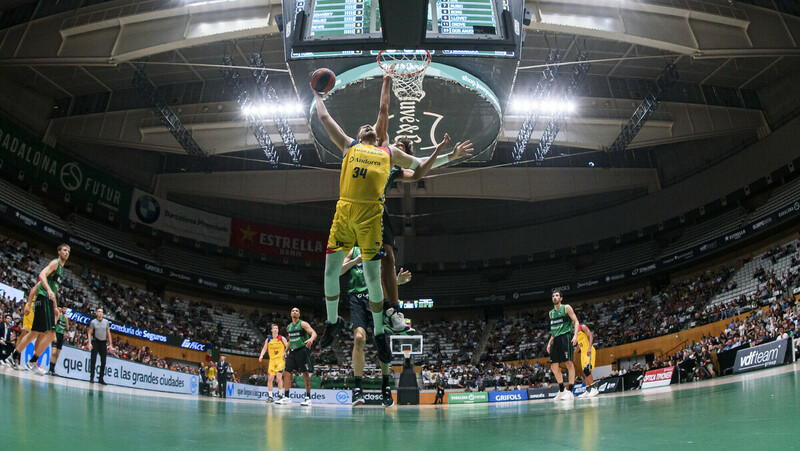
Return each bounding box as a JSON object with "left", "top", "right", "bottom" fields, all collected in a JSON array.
[
  {"left": 374, "top": 71, "right": 392, "bottom": 147},
  {"left": 311, "top": 85, "right": 353, "bottom": 153},
  {"left": 396, "top": 136, "right": 474, "bottom": 181},
  {"left": 341, "top": 248, "right": 361, "bottom": 276}
]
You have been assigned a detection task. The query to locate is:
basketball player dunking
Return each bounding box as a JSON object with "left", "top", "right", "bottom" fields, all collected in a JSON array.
[{"left": 311, "top": 76, "right": 468, "bottom": 364}]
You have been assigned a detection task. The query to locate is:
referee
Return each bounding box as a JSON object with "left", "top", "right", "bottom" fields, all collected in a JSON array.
[{"left": 88, "top": 308, "right": 112, "bottom": 385}]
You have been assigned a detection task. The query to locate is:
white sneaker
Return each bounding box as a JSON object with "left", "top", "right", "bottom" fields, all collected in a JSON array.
[
  {"left": 266, "top": 396, "right": 274, "bottom": 404},
  {"left": 6, "top": 356, "right": 19, "bottom": 369},
  {"left": 278, "top": 396, "right": 292, "bottom": 405},
  {"left": 384, "top": 309, "right": 412, "bottom": 334},
  {"left": 560, "top": 390, "right": 574, "bottom": 401},
  {"left": 586, "top": 388, "right": 599, "bottom": 398},
  {"left": 300, "top": 396, "right": 311, "bottom": 406},
  {"left": 25, "top": 361, "right": 37, "bottom": 372},
  {"left": 32, "top": 364, "right": 47, "bottom": 376},
  {"left": 552, "top": 391, "right": 564, "bottom": 401}
]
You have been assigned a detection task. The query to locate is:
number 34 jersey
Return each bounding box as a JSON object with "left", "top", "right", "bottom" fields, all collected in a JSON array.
[{"left": 339, "top": 140, "right": 392, "bottom": 204}]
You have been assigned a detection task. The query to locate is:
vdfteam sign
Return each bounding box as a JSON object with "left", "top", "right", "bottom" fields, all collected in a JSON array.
[
  {"left": 732, "top": 338, "right": 789, "bottom": 374},
  {"left": 641, "top": 366, "right": 676, "bottom": 389}
]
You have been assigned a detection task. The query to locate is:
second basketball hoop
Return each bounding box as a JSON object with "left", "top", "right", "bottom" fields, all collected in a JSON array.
[{"left": 377, "top": 50, "right": 431, "bottom": 102}]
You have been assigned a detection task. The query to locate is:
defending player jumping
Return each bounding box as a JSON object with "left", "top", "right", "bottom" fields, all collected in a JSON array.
[
  {"left": 574, "top": 323, "right": 600, "bottom": 398},
  {"left": 258, "top": 324, "right": 290, "bottom": 403},
  {"left": 311, "top": 75, "right": 471, "bottom": 363},
  {"left": 341, "top": 245, "right": 412, "bottom": 407},
  {"left": 546, "top": 289, "right": 580, "bottom": 401},
  {"left": 373, "top": 74, "right": 473, "bottom": 334}
]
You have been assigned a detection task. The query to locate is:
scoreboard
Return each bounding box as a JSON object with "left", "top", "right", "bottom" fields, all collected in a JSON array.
[{"left": 287, "top": 0, "right": 517, "bottom": 59}]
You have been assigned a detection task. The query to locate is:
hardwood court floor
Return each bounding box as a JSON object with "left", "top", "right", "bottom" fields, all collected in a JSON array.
[{"left": 3, "top": 362, "right": 798, "bottom": 450}]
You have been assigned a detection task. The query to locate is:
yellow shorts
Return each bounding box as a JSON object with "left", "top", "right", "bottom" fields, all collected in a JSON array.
[
  {"left": 268, "top": 358, "right": 285, "bottom": 376},
  {"left": 22, "top": 310, "right": 34, "bottom": 330},
  {"left": 327, "top": 200, "right": 383, "bottom": 261},
  {"left": 580, "top": 346, "right": 597, "bottom": 372}
]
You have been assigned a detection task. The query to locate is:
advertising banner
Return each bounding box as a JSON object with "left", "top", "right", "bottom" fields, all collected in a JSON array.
[
  {"left": 488, "top": 390, "right": 529, "bottom": 403},
  {"left": 362, "top": 391, "right": 385, "bottom": 406},
  {"left": 55, "top": 345, "right": 199, "bottom": 395},
  {"left": 732, "top": 338, "right": 789, "bottom": 374},
  {"left": 65, "top": 309, "right": 209, "bottom": 352},
  {"left": 641, "top": 366, "right": 676, "bottom": 389},
  {"left": 572, "top": 383, "right": 587, "bottom": 396},
  {"left": 596, "top": 377, "right": 623, "bottom": 394},
  {"left": 448, "top": 392, "right": 489, "bottom": 404},
  {"left": 0, "top": 282, "right": 25, "bottom": 303},
  {"left": 129, "top": 188, "right": 231, "bottom": 246},
  {"left": 21, "top": 339, "right": 51, "bottom": 369},
  {"left": 0, "top": 115, "right": 131, "bottom": 214},
  {"left": 229, "top": 217, "right": 327, "bottom": 261},
  {"left": 225, "top": 382, "right": 351, "bottom": 405},
  {"left": 527, "top": 387, "right": 559, "bottom": 400}
]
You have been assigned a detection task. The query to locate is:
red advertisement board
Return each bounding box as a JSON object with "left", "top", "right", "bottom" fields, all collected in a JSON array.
[
  {"left": 229, "top": 218, "right": 327, "bottom": 261},
  {"left": 641, "top": 366, "right": 676, "bottom": 389}
]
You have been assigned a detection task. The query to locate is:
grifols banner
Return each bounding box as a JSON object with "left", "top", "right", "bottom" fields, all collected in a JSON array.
[
  {"left": 229, "top": 217, "right": 327, "bottom": 261},
  {"left": 732, "top": 338, "right": 789, "bottom": 374}
]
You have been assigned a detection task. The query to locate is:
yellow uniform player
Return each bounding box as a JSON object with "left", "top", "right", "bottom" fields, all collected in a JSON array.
[
  {"left": 259, "top": 324, "right": 290, "bottom": 403},
  {"left": 574, "top": 324, "right": 599, "bottom": 398}
]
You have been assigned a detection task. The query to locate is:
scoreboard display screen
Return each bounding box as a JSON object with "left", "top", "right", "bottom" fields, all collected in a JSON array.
[
  {"left": 289, "top": 0, "right": 515, "bottom": 59},
  {"left": 401, "top": 299, "right": 434, "bottom": 309}
]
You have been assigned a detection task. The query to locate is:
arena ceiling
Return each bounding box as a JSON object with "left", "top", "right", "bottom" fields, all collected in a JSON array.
[{"left": 0, "top": 0, "right": 798, "bottom": 233}]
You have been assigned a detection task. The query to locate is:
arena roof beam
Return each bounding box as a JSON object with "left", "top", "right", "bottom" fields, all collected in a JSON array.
[
  {"left": 607, "top": 63, "right": 679, "bottom": 155},
  {"left": 133, "top": 66, "right": 206, "bottom": 158},
  {"left": 534, "top": 51, "right": 590, "bottom": 162},
  {"left": 512, "top": 51, "right": 560, "bottom": 163},
  {"left": 220, "top": 56, "right": 279, "bottom": 166},
  {"left": 249, "top": 53, "right": 301, "bottom": 166}
]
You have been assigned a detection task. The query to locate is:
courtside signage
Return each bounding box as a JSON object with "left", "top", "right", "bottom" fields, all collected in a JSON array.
[
  {"left": 448, "top": 392, "right": 489, "bottom": 404},
  {"left": 527, "top": 387, "right": 559, "bottom": 400},
  {"left": 597, "top": 377, "right": 623, "bottom": 393},
  {"left": 732, "top": 338, "right": 789, "bottom": 374},
  {"left": 55, "top": 345, "right": 198, "bottom": 394},
  {"left": 488, "top": 390, "right": 528, "bottom": 403},
  {"left": 641, "top": 366, "right": 676, "bottom": 389},
  {"left": 226, "top": 383, "right": 351, "bottom": 404}
]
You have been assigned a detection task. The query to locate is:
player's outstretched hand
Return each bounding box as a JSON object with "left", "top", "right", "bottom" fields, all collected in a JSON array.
[
  {"left": 310, "top": 82, "right": 323, "bottom": 97},
  {"left": 452, "top": 140, "right": 474, "bottom": 160},
  {"left": 397, "top": 268, "right": 412, "bottom": 285},
  {"left": 435, "top": 133, "right": 451, "bottom": 152}
]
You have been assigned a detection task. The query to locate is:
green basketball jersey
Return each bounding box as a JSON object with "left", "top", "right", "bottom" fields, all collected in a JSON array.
[
  {"left": 347, "top": 246, "right": 368, "bottom": 295},
  {"left": 550, "top": 304, "right": 573, "bottom": 337},
  {"left": 384, "top": 165, "right": 403, "bottom": 194},
  {"left": 36, "top": 259, "right": 63, "bottom": 297},
  {"left": 55, "top": 314, "right": 67, "bottom": 334},
  {"left": 287, "top": 320, "right": 310, "bottom": 350}
]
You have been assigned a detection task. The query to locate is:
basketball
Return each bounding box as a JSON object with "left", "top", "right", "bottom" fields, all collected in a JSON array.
[{"left": 311, "top": 68, "right": 336, "bottom": 94}]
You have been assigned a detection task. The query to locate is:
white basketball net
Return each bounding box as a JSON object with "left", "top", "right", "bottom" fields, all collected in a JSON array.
[{"left": 378, "top": 50, "right": 431, "bottom": 102}]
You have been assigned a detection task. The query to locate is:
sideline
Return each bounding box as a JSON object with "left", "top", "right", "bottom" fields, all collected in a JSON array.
[{"left": 2, "top": 361, "right": 798, "bottom": 410}]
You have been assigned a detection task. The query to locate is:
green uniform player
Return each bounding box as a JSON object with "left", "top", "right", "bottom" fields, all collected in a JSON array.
[
  {"left": 278, "top": 308, "right": 317, "bottom": 406},
  {"left": 27, "top": 244, "right": 70, "bottom": 375},
  {"left": 341, "top": 245, "right": 411, "bottom": 407},
  {"left": 546, "top": 290, "right": 581, "bottom": 401}
]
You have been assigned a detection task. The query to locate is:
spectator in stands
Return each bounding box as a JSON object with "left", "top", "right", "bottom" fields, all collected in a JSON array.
[{"left": 0, "top": 314, "right": 13, "bottom": 360}]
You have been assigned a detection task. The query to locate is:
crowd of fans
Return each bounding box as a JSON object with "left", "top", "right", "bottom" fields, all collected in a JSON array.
[{"left": 2, "top": 233, "right": 799, "bottom": 392}]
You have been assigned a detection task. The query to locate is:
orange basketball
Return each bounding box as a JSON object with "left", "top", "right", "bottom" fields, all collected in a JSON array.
[{"left": 311, "top": 68, "right": 336, "bottom": 94}]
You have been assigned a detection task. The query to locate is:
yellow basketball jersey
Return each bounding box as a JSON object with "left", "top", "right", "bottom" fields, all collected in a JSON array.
[
  {"left": 577, "top": 327, "right": 590, "bottom": 350},
  {"left": 267, "top": 335, "right": 285, "bottom": 359},
  {"left": 339, "top": 141, "right": 392, "bottom": 204}
]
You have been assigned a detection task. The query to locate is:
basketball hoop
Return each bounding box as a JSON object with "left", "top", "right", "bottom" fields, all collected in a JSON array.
[
  {"left": 401, "top": 349, "right": 412, "bottom": 360},
  {"left": 378, "top": 50, "right": 431, "bottom": 102}
]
